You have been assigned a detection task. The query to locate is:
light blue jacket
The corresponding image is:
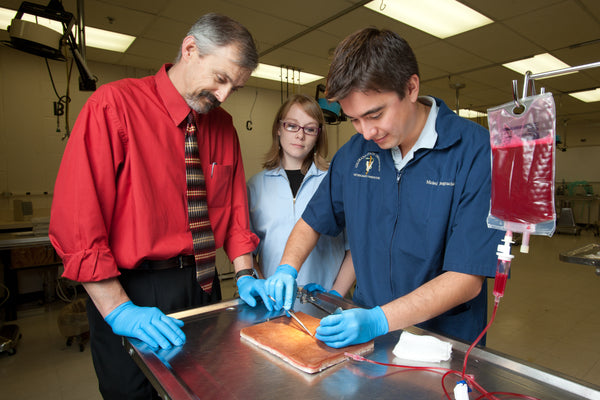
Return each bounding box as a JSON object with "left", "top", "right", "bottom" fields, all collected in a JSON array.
[{"left": 247, "top": 163, "right": 346, "bottom": 287}]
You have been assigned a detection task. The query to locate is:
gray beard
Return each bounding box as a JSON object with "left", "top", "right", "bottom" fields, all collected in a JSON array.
[{"left": 186, "top": 90, "right": 221, "bottom": 114}]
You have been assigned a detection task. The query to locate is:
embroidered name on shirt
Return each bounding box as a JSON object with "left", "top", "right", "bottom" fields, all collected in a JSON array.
[
  {"left": 353, "top": 152, "right": 381, "bottom": 180},
  {"left": 426, "top": 179, "right": 455, "bottom": 187}
]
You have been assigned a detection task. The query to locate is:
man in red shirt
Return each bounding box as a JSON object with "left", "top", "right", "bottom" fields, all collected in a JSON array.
[{"left": 49, "top": 13, "right": 259, "bottom": 399}]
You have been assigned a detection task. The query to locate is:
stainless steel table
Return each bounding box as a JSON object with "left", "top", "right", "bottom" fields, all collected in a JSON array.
[
  {"left": 0, "top": 232, "right": 51, "bottom": 251},
  {"left": 125, "top": 298, "right": 600, "bottom": 400},
  {"left": 559, "top": 243, "right": 600, "bottom": 275}
]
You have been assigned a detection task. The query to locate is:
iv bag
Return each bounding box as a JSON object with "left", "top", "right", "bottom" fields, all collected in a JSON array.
[{"left": 486, "top": 92, "right": 556, "bottom": 236}]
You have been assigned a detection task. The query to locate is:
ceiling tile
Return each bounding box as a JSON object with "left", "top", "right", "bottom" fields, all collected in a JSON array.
[
  {"left": 446, "top": 23, "right": 544, "bottom": 64},
  {"left": 415, "top": 41, "right": 491, "bottom": 76},
  {"left": 67, "top": 0, "right": 158, "bottom": 36},
  {"left": 535, "top": 72, "right": 600, "bottom": 94},
  {"left": 552, "top": 42, "right": 600, "bottom": 72},
  {"left": 259, "top": 46, "right": 330, "bottom": 78},
  {"left": 580, "top": 0, "right": 600, "bottom": 19},
  {"left": 503, "top": 1, "right": 600, "bottom": 51},
  {"left": 226, "top": 0, "right": 356, "bottom": 26},
  {"left": 137, "top": 17, "right": 190, "bottom": 44},
  {"left": 319, "top": 7, "right": 439, "bottom": 48}
]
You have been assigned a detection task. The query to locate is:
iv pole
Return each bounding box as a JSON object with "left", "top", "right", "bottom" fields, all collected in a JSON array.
[{"left": 520, "top": 60, "right": 600, "bottom": 100}]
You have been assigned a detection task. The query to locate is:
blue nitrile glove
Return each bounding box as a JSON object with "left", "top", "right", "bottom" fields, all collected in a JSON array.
[
  {"left": 237, "top": 276, "right": 274, "bottom": 311},
  {"left": 303, "top": 282, "right": 342, "bottom": 298},
  {"left": 315, "top": 306, "right": 388, "bottom": 348},
  {"left": 104, "top": 301, "right": 185, "bottom": 349},
  {"left": 264, "top": 264, "right": 298, "bottom": 310}
]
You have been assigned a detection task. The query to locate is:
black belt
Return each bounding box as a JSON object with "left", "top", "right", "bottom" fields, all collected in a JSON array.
[{"left": 138, "top": 255, "right": 196, "bottom": 270}]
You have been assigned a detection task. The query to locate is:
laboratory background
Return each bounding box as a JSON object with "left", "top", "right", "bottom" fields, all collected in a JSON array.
[{"left": 0, "top": 0, "right": 599, "bottom": 399}]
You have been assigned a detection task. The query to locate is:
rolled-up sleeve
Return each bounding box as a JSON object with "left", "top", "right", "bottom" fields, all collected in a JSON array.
[{"left": 49, "top": 95, "right": 125, "bottom": 282}]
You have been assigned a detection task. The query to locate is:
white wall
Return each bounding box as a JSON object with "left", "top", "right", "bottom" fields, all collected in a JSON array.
[{"left": 0, "top": 46, "right": 157, "bottom": 219}]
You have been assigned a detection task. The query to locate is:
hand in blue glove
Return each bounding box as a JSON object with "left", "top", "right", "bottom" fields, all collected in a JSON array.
[
  {"left": 104, "top": 301, "right": 185, "bottom": 349},
  {"left": 237, "top": 276, "right": 274, "bottom": 311},
  {"left": 264, "top": 264, "right": 298, "bottom": 310},
  {"left": 303, "top": 282, "right": 342, "bottom": 298},
  {"left": 315, "top": 306, "right": 388, "bottom": 348}
]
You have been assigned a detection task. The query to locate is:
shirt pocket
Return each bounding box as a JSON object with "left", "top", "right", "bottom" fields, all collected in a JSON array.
[{"left": 206, "top": 164, "right": 232, "bottom": 208}]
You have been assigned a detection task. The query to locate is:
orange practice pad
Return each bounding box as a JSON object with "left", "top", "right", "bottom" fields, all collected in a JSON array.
[{"left": 240, "top": 311, "right": 374, "bottom": 374}]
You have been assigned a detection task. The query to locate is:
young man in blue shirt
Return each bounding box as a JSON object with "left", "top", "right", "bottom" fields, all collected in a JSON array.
[{"left": 263, "top": 27, "right": 503, "bottom": 347}]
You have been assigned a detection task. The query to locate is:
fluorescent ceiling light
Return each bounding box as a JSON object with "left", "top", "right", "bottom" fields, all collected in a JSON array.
[
  {"left": 457, "top": 109, "right": 487, "bottom": 118},
  {"left": 569, "top": 88, "right": 600, "bottom": 103},
  {"left": 80, "top": 26, "right": 135, "bottom": 53},
  {"left": 0, "top": 6, "right": 135, "bottom": 52},
  {"left": 0, "top": 7, "right": 15, "bottom": 30},
  {"left": 502, "top": 53, "right": 573, "bottom": 78},
  {"left": 251, "top": 63, "right": 323, "bottom": 85},
  {"left": 364, "top": 0, "right": 493, "bottom": 39}
]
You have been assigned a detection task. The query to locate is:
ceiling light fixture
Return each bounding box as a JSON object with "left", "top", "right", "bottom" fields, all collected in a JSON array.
[
  {"left": 569, "top": 88, "right": 600, "bottom": 103},
  {"left": 364, "top": 0, "right": 493, "bottom": 39},
  {"left": 458, "top": 109, "right": 487, "bottom": 118},
  {"left": 0, "top": 6, "right": 135, "bottom": 53},
  {"left": 502, "top": 53, "right": 574, "bottom": 78},
  {"left": 251, "top": 63, "right": 323, "bottom": 85}
]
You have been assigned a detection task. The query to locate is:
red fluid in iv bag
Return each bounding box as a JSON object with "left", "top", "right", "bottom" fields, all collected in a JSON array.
[{"left": 490, "top": 134, "right": 554, "bottom": 225}]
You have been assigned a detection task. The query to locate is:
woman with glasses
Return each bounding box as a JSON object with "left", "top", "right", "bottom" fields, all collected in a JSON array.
[{"left": 238, "top": 94, "right": 354, "bottom": 308}]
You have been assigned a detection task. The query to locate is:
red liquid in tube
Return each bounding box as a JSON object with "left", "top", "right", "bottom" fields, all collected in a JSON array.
[{"left": 493, "top": 272, "right": 509, "bottom": 299}]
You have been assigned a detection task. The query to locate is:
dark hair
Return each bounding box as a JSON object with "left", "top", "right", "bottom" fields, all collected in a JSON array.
[
  {"left": 326, "top": 27, "right": 419, "bottom": 101},
  {"left": 175, "top": 13, "right": 258, "bottom": 71},
  {"left": 263, "top": 94, "right": 329, "bottom": 174}
]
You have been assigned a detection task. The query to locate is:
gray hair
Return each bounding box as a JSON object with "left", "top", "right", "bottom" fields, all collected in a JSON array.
[{"left": 175, "top": 13, "right": 258, "bottom": 71}]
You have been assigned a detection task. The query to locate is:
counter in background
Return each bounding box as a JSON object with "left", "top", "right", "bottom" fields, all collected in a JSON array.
[{"left": 0, "top": 231, "right": 60, "bottom": 321}]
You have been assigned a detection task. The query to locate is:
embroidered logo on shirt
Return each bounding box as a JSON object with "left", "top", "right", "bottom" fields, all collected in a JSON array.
[{"left": 353, "top": 152, "right": 381, "bottom": 180}]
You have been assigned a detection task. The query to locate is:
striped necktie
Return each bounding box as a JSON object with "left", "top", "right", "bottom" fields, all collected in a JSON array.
[{"left": 185, "top": 112, "right": 216, "bottom": 293}]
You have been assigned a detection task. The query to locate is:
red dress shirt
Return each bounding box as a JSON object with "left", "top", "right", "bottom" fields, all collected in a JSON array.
[{"left": 49, "top": 64, "right": 258, "bottom": 282}]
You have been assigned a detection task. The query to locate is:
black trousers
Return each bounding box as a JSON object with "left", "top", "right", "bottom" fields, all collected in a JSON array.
[{"left": 87, "top": 267, "right": 221, "bottom": 399}]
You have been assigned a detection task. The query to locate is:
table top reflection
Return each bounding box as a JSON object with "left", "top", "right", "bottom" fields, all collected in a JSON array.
[{"left": 125, "top": 298, "right": 600, "bottom": 400}]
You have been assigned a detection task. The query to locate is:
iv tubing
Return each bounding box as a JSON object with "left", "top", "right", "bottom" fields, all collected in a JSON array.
[
  {"left": 346, "top": 339, "right": 541, "bottom": 400},
  {"left": 346, "top": 232, "right": 542, "bottom": 399}
]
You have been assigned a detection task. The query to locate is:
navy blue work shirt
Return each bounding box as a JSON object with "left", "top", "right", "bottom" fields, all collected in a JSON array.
[{"left": 303, "top": 97, "right": 503, "bottom": 343}]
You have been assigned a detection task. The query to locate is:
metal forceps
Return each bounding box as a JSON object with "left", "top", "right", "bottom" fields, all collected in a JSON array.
[{"left": 268, "top": 295, "right": 313, "bottom": 337}]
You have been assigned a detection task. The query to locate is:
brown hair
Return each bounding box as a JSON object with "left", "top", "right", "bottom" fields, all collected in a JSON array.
[
  {"left": 263, "top": 94, "right": 329, "bottom": 174},
  {"left": 326, "top": 27, "right": 419, "bottom": 102}
]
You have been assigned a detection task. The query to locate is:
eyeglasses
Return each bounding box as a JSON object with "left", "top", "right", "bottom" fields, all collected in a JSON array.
[{"left": 280, "top": 121, "right": 321, "bottom": 136}]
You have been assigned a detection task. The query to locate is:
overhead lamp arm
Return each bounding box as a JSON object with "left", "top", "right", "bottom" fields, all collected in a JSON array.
[
  {"left": 63, "top": 26, "right": 96, "bottom": 90},
  {"left": 15, "top": 0, "right": 73, "bottom": 31},
  {"left": 10, "top": 1, "right": 96, "bottom": 91}
]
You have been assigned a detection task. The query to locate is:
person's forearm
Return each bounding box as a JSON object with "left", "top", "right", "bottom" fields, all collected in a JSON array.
[
  {"left": 381, "top": 272, "right": 484, "bottom": 332},
  {"left": 83, "top": 278, "right": 130, "bottom": 318},
  {"left": 233, "top": 253, "right": 254, "bottom": 274},
  {"left": 331, "top": 250, "right": 356, "bottom": 296},
  {"left": 280, "top": 218, "right": 320, "bottom": 272}
]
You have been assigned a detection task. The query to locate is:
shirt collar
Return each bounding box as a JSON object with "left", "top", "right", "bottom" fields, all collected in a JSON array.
[
  {"left": 391, "top": 95, "right": 439, "bottom": 171},
  {"left": 266, "top": 162, "right": 323, "bottom": 178},
  {"left": 155, "top": 63, "right": 192, "bottom": 127}
]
